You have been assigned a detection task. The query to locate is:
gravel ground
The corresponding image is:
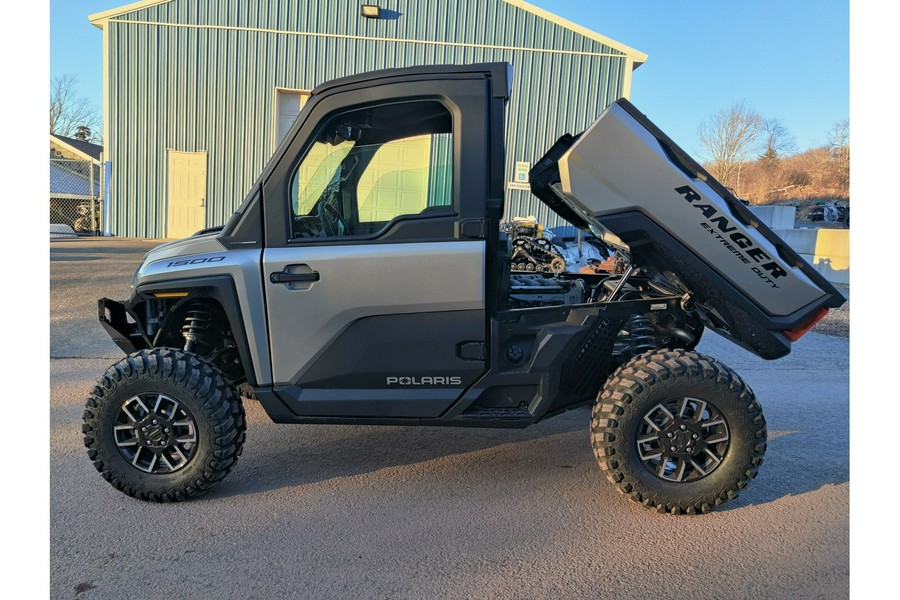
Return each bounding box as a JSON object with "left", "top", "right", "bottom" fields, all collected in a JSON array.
[{"left": 812, "top": 283, "right": 849, "bottom": 339}]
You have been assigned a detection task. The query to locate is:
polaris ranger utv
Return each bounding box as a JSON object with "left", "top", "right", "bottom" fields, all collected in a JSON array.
[{"left": 84, "top": 63, "right": 844, "bottom": 513}]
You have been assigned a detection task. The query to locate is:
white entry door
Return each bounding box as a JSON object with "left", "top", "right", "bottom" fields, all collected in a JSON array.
[
  {"left": 166, "top": 150, "right": 207, "bottom": 239},
  {"left": 275, "top": 89, "right": 310, "bottom": 147}
]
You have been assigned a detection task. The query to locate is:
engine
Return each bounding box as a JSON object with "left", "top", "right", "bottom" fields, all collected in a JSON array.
[{"left": 507, "top": 273, "right": 586, "bottom": 308}]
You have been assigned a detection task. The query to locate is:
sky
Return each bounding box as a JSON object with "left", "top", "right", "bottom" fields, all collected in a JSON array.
[
  {"left": 529, "top": 0, "right": 849, "bottom": 153},
  {"left": 49, "top": 0, "right": 849, "bottom": 157}
]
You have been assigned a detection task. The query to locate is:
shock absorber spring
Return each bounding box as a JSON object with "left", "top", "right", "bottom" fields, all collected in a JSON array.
[
  {"left": 627, "top": 314, "right": 658, "bottom": 354},
  {"left": 613, "top": 314, "right": 659, "bottom": 359},
  {"left": 182, "top": 305, "right": 212, "bottom": 353}
]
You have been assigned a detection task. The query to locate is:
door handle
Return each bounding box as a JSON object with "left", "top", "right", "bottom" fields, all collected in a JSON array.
[{"left": 270, "top": 270, "right": 320, "bottom": 284}]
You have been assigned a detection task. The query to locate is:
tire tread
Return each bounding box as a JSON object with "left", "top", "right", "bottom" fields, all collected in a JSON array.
[
  {"left": 82, "top": 348, "right": 246, "bottom": 502},
  {"left": 591, "top": 349, "right": 767, "bottom": 514}
]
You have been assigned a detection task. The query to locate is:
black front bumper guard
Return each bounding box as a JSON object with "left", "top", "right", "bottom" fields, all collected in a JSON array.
[{"left": 98, "top": 298, "right": 150, "bottom": 355}]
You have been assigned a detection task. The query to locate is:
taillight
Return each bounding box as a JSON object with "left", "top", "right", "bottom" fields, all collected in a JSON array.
[{"left": 783, "top": 307, "right": 829, "bottom": 342}]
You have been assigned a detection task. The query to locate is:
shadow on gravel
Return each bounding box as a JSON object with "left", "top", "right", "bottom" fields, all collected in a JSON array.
[
  {"left": 209, "top": 400, "right": 849, "bottom": 512},
  {"left": 208, "top": 409, "right": 591, "bottom": 499},
  {"left": 214, "top": 400, "right": 849, "bottom": 511},
  {"left": 721, "top": 426, "right": 848, "bottom": 511}
]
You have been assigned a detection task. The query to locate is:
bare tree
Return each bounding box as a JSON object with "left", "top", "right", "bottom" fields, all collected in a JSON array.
[
  {"left": 760, "top": 117, "right": 797, "bottom": 164},
  {"left": 828, "top": 119, "right": 850, "bottom": 153},
  {"left": 827, "top": 119, "right": 850, "bottom": 191},
  {"left": 697, "top": 101, "right": 762, "bottom": 190},
  {"left": 50, "top": 74, "right": 101, "bottom": 142}
]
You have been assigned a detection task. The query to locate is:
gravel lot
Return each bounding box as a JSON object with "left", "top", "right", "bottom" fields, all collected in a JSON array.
[
  {"left": 813, "top": 283, "right": 849, "bottom": 339},
  {"left": 50, "top": 238, "right": 849, "bottom": 599}
]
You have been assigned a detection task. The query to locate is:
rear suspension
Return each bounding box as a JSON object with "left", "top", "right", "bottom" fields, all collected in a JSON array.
[{"left": 614, "top": 314, "right": 660, "bottom": 360}]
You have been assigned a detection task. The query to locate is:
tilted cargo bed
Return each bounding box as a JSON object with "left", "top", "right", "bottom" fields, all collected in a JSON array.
[{"left": 530, "top": 99, "right": 845, "bottom": 359}]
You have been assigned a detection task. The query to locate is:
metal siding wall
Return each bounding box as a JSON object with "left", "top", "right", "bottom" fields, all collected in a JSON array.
[{"left": 107, "top": 0, "right": 630, "bottom": 237}]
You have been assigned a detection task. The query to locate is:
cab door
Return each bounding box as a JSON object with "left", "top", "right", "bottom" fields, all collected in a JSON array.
[{"left": 261, "top": 76, "right": 498, "bottom": 419}]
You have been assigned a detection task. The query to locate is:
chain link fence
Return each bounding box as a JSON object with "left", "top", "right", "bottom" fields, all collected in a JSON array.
[{"left": 50, "top": 155, "right": 102, "bottom": 235}]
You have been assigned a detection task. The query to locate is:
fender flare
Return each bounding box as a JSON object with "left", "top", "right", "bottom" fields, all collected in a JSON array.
[{"left": 130, "top": 275, "right": 259, "bottom": 386}]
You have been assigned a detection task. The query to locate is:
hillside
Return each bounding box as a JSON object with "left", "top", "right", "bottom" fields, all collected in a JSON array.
[{"left": 716, "top": 142, "right": 849, "bottom": 211}]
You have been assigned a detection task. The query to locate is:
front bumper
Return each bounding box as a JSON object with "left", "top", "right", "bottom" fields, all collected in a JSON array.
[{"left": 98, "top": 298, "right": 149, "bottom": 354}]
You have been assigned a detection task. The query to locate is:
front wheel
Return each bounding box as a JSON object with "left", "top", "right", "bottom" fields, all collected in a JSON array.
[
  {"left": 591, "top": 349, "right": 766, "bottom": 514},
  {"left": 82, "top": 348, "right": 246, "bottom": 501}
]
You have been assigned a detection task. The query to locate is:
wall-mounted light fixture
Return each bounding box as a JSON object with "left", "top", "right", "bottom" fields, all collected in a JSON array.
[{"left": 361, "top": 5, "right": 381, "bottom": 19}]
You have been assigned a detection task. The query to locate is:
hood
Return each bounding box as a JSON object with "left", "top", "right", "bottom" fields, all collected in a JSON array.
[{"left": 140, "top": 232, "right": 226, "bottom": 270}]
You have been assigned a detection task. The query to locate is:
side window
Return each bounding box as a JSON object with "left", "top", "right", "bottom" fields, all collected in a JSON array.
[
  {"left": 357, "top": 133, "right": 452, "bottom": 223},
  {"left": 289, "top": 101, "right": 453, "bottom": 240},
  {"left": 293, "top": 140, "right": 354, "bottom": 217}
]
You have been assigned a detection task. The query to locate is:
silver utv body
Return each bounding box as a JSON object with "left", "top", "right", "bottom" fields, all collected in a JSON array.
[{"left": 89, "top": 63, "right": 844, "bottom": 510}]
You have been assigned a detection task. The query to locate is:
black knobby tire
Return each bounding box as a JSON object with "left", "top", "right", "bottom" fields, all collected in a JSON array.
[
  {"left": 591, "top": 349, "right": 766, "bottom": 514},
  {"left": 82, "top": 348, "right": 246, "bottom": 501}
]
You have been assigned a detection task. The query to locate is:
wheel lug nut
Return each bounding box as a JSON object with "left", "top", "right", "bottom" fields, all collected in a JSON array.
[
  {"left": 666, "top": 433, "right": 673, "bottom": 438},
  {"left": 152, "top": 419, "right": 158, "bottom": 425},
  {"left": 680, "top": 424, "right": 686, "bottom": 430},
  {"left": 692, "top": 434, "right": 699, "bottom": 439},
  {"left": 670, "top": 446, "right": 677, "bottom": 452},
  {"left": 686, "top": 447, "right": 692, "bottom": 453},
  {"left": 142, "top": 427, "right": 148, "bottom": 432}
]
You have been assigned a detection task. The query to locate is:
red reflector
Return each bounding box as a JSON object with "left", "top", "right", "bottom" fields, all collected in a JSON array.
[{"left": 783, "top": 307, "right": 829, "bottom": 342}]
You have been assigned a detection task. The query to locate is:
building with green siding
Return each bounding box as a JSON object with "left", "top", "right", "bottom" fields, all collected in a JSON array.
[{"left": 90, "top": 0, "right": 646, "bottom": 238}]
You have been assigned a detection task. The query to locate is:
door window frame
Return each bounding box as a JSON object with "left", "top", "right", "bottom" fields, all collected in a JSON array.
[
  {"left": 262, "top": 76, "right": 493, "bottom": 249},
  {"left": 285, "top": 100, "right": 456, "bottom": 243}
]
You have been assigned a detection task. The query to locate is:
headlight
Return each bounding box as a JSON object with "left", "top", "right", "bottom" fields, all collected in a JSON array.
[{"left": 131, "top": 265, "right": 142, "bottom": 288}]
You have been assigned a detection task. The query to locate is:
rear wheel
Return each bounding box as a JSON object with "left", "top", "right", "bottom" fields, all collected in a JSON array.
[
  {"left": 591, "top": 349, "right": 766, "bottom": 514},
  {"left": 82, "top": 348, "right": 246, "bottom": 501}
]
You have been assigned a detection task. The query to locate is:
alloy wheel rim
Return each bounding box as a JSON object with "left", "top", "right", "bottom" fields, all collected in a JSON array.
[
  {"left": 112, "top": 393, "right": 198, "bottom": 474},
  {"left": 635, "top": 396, "right": 730, "bottom": 482}
]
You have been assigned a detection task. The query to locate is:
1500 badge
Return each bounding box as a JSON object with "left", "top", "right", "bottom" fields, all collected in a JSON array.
[{"left": 166, "top": 256, "right": 225, "bottom": 268}]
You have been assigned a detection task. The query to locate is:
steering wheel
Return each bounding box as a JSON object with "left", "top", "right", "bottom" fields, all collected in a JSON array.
[{"left": 318, "top": 201, "right": 347, "bottom": 237}]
